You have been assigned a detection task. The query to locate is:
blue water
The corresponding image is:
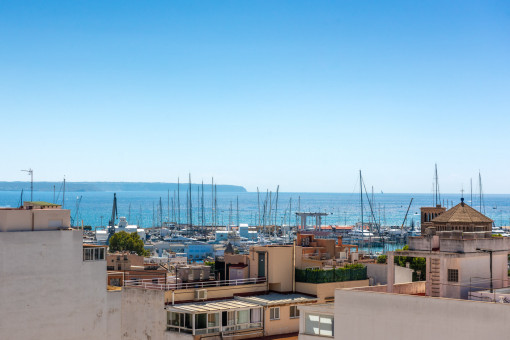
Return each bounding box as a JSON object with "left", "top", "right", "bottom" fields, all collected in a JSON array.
[{"left": 1, "top": 191, "right": 509, "bottom": 229}]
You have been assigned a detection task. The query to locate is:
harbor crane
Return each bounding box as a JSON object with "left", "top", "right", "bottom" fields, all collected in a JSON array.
[{"left": 107, "top": 193, "right": 118, "bottom": 244}]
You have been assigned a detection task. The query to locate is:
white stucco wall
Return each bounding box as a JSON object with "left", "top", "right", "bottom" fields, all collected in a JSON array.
[
  {"left": 121, "top": 287, "right": 167, "bottom": 340},
  {"left": 0, "top": 208, "right": 70, "bottom": 232},
  {"left": 0, "top": 230, "right": 118, "bottom": 340},
  {"left": 334, "top": 289, "right": 510, "bottom": 340},
  {"left": 366, "top": 263, "right": 413, "bottom": 285}
]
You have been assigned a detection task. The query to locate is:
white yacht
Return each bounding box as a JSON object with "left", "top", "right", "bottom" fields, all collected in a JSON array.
[
  {"left": 348, "top": 228, "right": 375, "bottom": 240},
  {"left": 94, "top": 216, "right": 145, "bottom": 243}
]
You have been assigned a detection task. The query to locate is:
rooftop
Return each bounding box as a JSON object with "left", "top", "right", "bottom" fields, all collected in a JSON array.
[
  {"left": 432, "top": 200, "right": 492, "bottom": 224},
  {"left": 25, "top": 201, "right": 61, "bottom": 206},
  {"left": 236, "top": 293, "right": 317, "bottom": 306},
  {"left": 167, "top": 299, "right": 260, "bottom": 313}
]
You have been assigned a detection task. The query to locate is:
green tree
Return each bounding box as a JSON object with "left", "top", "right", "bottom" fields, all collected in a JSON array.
[
  {"left": 376, "top": 255, "right": 387, "bottom": 264},
  {"left": 109, "top": 231, "right": 149, "bottom": 256},
  {"left": 394, "top": 245, "right": 425, "bottom": 281}
]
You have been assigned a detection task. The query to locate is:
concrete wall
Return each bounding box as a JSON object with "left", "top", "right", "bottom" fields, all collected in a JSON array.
[
  {"left": 351, "top": 281, "right": 426, "bottom": 295},
  {"left": 0, "top": 208, "right": 70, "bottom": 231},
  {"left": 0, "top": 229, "right": 118, "bottom": 340},
  {"left": 121, "top": 287, "right": 167, "bottom": 340},
  {"left": 334, "top": 289, "right": 510, "bottom": 340},
  {"left": 296, "top": 280, "right": 369, "bottom": 302},
  {"left": 366, "top": 263, "right": 413, "bottom": 285},
  {"left": 107, "top": 290, "right": 122, "bottom": 340}
]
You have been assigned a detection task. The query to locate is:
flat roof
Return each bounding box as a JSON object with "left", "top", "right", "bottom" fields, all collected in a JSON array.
[
  {"left": 167, "top": 299, "right": 260, "bottom": 313},
  {"left": 25, "top": 201, "right": 61, "bottom": 206},
  {"left": 236, "top": 293, "right": 317, "bottom": 306},
  {"left": 297, "top": 303, "right": 334, "bottom": 313}
]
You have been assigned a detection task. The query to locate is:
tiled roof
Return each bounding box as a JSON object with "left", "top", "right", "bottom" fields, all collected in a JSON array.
[{"left": 432, "top": 201, "right": 493, "bottom": 224}]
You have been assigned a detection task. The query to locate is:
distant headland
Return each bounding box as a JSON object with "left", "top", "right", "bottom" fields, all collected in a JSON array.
[{"left": 0, "top": 182, "right": 247, "bottom": 193}]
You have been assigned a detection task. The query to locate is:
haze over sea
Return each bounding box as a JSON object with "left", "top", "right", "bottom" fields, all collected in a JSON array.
[{"left": 1, "top": 191, "right": 509, "bottom": 229}]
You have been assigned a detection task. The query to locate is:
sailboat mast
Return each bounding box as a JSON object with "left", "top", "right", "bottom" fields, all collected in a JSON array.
[
  {"left": 177, "top": 177, "right": 181, "bottom": 226},
  {"left": 360, "top": 170, "right": 363, "bottom": 233},
  {"left": 257, "top": 187, "right": 261, "bottom": 228},
  {"left": 63, "top": 177, "right": 66, "bottom": 209},
  {"left": 189, "top": 174, "right": 192, "bottom": 229},
  {"left": 201, "top": 181, "right": 205, "bottom": 228},
  {"left": 211, "top": 178, "right": 214, "bottom": 227},
  {"left": 274, "top": 185, "right": 280, "bottom": 226}
]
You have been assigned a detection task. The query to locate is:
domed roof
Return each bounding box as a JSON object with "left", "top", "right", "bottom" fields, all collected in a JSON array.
[{"left": 432, "top": 199, "right": 493, "bottom": 224}]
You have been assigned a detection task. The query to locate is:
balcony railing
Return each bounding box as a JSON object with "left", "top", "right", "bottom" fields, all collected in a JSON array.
[{"left": 125, "top": 277, "right": 267, "bottom": 290}]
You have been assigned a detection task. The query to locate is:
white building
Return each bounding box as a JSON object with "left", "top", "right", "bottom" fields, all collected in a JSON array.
[{"left": 0, "top": 202, "right": 121, "bottom": 340}]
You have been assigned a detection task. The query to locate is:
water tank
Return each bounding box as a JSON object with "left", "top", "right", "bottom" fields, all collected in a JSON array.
[
  {"left": 177, "top": 267, "right": 190, "bottom": 282},
  {"left": 202, "top": 266, "right": 211, "bottom": 280},
  {"left": 191, "top": 266, "right": 202, "bottom": 281}
]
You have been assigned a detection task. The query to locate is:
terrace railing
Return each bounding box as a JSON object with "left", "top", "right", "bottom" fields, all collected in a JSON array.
[{"left": 125, "top": 277, "right": 266, "bottom": 290}]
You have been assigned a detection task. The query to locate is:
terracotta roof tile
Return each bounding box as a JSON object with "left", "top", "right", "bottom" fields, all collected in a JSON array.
[{"left": 432, "top": 202, "right": 493, "bottom": 224}]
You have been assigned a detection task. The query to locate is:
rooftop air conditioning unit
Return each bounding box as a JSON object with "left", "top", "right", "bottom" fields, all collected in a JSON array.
[{"left": 194, "top": 289, "right": 207, "bottom": 301}]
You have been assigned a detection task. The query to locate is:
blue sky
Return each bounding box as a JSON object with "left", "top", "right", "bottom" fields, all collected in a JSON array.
[{"left": 1, "top": 1, "right": 509, "bottom": 193}]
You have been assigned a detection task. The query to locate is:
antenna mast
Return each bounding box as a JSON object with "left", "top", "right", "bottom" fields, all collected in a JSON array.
[{"left": 21, "top": 168, "right": 33, "bottom": 201}]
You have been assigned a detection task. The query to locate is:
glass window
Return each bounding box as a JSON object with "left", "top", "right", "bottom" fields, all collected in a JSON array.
[
  {"left": 270, "top": 307, "right": 280, "bottom": 320},
  {"left": 237, "top": 310, "right": 250, "bottom": 324},
  {"left": 168, "top": 312, "right": 180, "bottom": 326},
  {"left": 250, "top": 308, "right": 261, "bottom": 323},
  {"left": 195, "top": 313, "right": 207, "bottom": 329},
  {"left": 208, "top": 313, "right": 219, "bottom": 327},
  {"left": 305, "top": 314, "right": 333, "bottom": 336},
  {"left": 448, "top": 269, "right": 459, "bottom": 282},
  {"left": 184, "top": 313, "right": 192, "bottom": 329},
  {"left": 290, "top": 306, "right": 300, "bottom": 318},
  {"left": 305, "top": 313, "right": 320, "bottom": 335},
  {"left": 319, "top": 315, "right": 333, "bottom": 337}
]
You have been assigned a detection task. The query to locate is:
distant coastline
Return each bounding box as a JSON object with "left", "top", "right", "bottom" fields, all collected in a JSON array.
[{"left": 0, "top": 181, "right": 247, "bottom": 193}]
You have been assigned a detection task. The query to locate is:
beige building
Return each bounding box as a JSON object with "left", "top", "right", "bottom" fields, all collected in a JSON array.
[{"left": 0, "top": 201, "right": 70, "bottom": 232}]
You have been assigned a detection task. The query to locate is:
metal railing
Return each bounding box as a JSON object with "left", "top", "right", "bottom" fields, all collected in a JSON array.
[{"left": 125, "top": 277, "right": 266, "bottom": 290}]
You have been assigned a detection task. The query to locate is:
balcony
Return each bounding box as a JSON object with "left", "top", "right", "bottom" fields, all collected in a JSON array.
[{"left": 124, "top": 277, "right": 267, "bottom": 290}]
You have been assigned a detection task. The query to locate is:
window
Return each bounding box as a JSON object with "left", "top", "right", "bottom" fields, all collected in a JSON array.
[
  {"left": 83, "top": 247, "right": 105, "bottom": 261},
  {"left": 305, "top": 314, "right": 334, "bottom": 337},
  {"left": 237, "top": 310, "right": 250, "bottom": 324},
  {"left": 208, "top": 313, "right": 219, "bottom": 328},
  {"left": 290, "top": 306, "right": 300, "bottom": 318},
  {"left": 448, "top": 269, "right": 459, "bottom": 282},
  {"left": 195, "top": 314, "right": 207, "bottom": 329},
  {"left": 270, "top": 307, "right": 280, "bottom": 320},
  {"left": 222, "top": 311, "right": 235, "bottom": 327},
  {"left": 167, "top": 312, "right": 192, "bottom": 333},
  {"left": 250, "top": 308, "right": 261, "bottom": 323}
]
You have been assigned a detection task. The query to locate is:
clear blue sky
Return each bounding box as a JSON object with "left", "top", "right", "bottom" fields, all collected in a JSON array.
[{"left": 1, "top": 1, "right": 509, "bottom": 193}]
